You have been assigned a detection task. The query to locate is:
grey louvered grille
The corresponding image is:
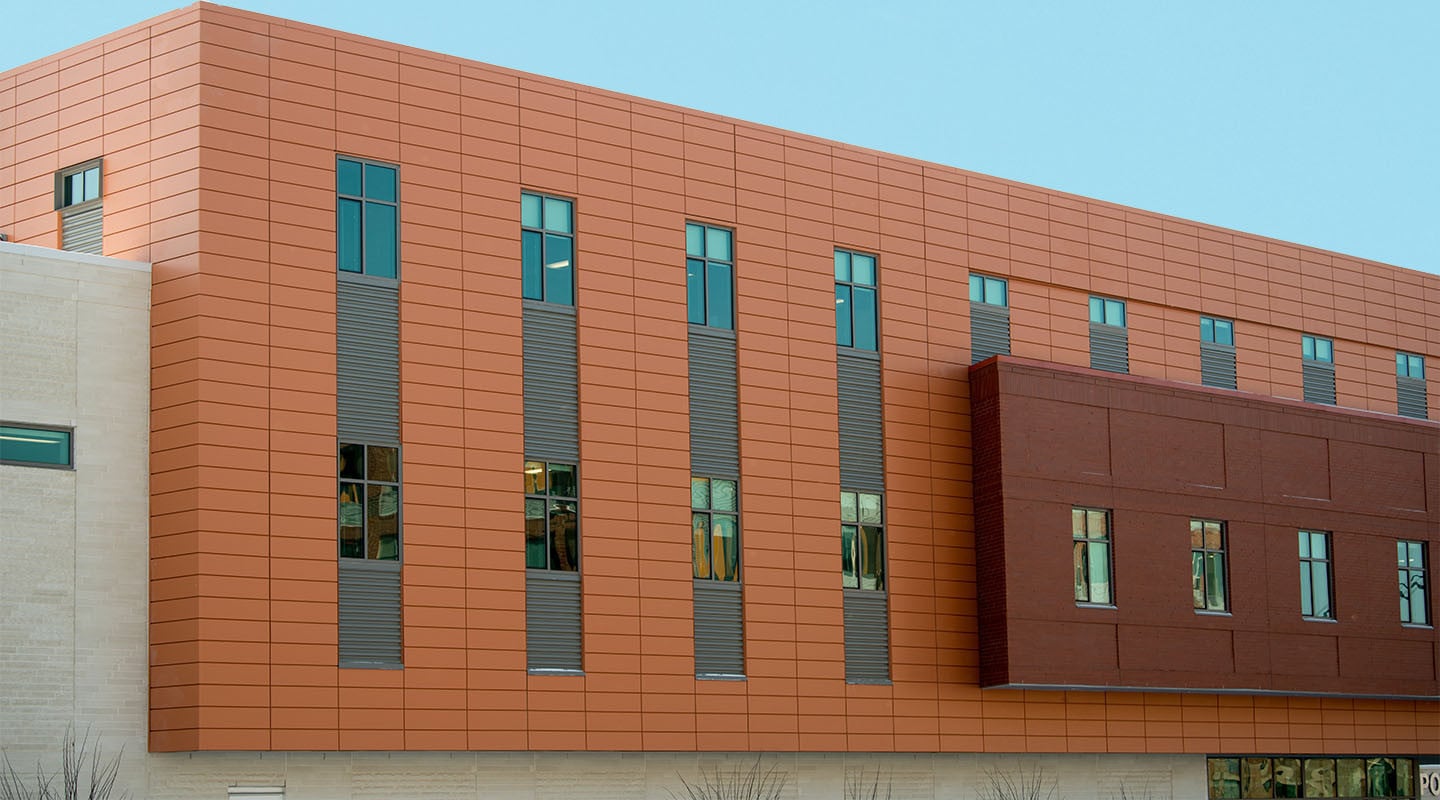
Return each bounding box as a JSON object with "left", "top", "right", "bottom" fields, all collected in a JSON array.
[
  {"left": 60, "top": 203, "right": 102, "bottom": 255},
  {"left": 338, "top": 559, "right": 403, "bottom": 667},
  {"left": 1397, "top": 376, "right": 1428, "bottom": 419},
  {"left": 526, "top": 570, "right": 583, "bottom": 671},
  {"left": 523, "top": 302, "right": 580, "bottom": 462},
  {"left": 970, "top": 303, "right": 1011, "bottom": 364},
  {"left": 689, "top": 327, "right": 739, "bottom": 478},
  {"left": 1089, "top": 323, "right": 1129, "bottom": 374},
  {"left": 693, "top": 580, "right": 744, "bottom": 676},
  {"left": 1302, "top": 361, "right": 1336, "bottom": 405},
  {"left": 337, "top": 275, "right": 400, "bottom": 443},
  {"left": 843, "top": 588, "right": 890, "bottom": 683},
  {"left": 837, "top": 350, "right": 884, "bottom": 491},
  {"left": 1199, "top": 341, "right": 1237, "bottom": 390}
]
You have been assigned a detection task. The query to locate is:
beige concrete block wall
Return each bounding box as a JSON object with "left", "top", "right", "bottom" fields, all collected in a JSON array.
[{"left": 0, "top": 242, "right": 152, "bottom": 793}]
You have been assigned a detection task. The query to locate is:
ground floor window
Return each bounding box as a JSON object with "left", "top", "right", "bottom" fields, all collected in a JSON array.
[{"left": 1207, "top": 755, "right": 1418, "bottom": 798}]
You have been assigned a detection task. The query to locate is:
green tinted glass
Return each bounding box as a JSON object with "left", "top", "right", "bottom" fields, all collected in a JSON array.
[
  {"left": 0, "top": 425, "right": 72, "bottom": 467},
  {"left": 521, "top": 193, "right": 542, "bottom": 228}
]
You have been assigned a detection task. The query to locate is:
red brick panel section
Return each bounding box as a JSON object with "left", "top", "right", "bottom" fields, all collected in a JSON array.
[{"left": 973, "top": 356, "right": 1439, "bottom": 699}]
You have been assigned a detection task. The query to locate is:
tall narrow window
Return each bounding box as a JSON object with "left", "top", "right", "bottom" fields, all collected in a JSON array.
[
  {"left": 835, "top": 249, "right": 878, "bottom": 350},
  {"left": 686, "top": 223, "right": 735, "bottom": 330},
  {"left": 841, "top": 491, "right": 885, "bottom": 590},
  {"left": 1190, "top": 519, "right": 1228, "bottom": 612},
  {"left": 337, "top": 156, "right": 399, "bottom": 278},
  {"left": 1088, "top": 296, "right": 1128, "bottom": 373},
  {"left": 1299, "top": 530, "right": 1333, "bottom": 620},
  {"left": 54, "top": 159, "right": 103, "bottom": 254},
  {"left": 1072, "top": 507, "right": 1113, "bottom": 605},
  {"left": 1301, "top": 334, "right": 1336, "bottom": 405},
  {"left": 521, "top": 192, "right": 575, "bottom": 305},
  {"left": 0, "top": 423, "right": 73, "bottom": 468},
  {"left": 338, "top": 443, "right": 401, "bottom": 560},
  {"left": 524, "top": 461, "right": 579, "bottom": 571},
  {"left": 1395, "top": 351, "right": 1427, "bottom": 419},
  {"left": 692, "top": 477, "right": 739, "bottom": 581},
  {"left": 1199, "top": 315, "right": 1237, "bottom": 390},
  {"left": 1398, "top": 540, "right": 1429, "bottom": 625},
  {"left": 969, "top": 273, "right": 1011, "bottom": 363}
]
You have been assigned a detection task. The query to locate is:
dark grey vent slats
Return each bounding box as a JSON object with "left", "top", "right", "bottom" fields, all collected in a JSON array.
[
  {"left": 60, "top": 204, "right": 102, "bottom": 255},
  {"left": 1089, "top": 323, "right": 1129, "bottom": 374},
  {"left": 693, "top": 580, "right": 744, "bottom": 676},
  {"left": 837, "top": 351, "right": 884, "bottom": 491},
  {"left": 970, "top": 303, "right": 1011, "bottom": 364},
  {"left": 1302, "top": 361, "right": 1337, "bottom": 405},
  {"left": 843, "top": 588, "right": 890, "bottom": 683},
  {"left": 1199, "top": 341, "right": 1237, "bottom": 390},
  {"left": 1397, "top": 376, "right": 1428, "bottom": 419},
  {"left": 688, "top": 326, "right": 739, "bottom": 478},
  {"left": 337, "top": 275, "right": 400, "bottom": 443},
  {"left": 526, "top": 571, "right": 583, "bottom": 671},
  {"left": 338, "top": 560, "right": 403, "bottom": 667},
  {"left": 523, "top": 302, "right": 580, "bottom": 462}
]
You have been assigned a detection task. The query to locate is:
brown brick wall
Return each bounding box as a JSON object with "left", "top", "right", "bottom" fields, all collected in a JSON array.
[
  {"left": 2, "top": 2, "right": 1437, "bottom": 755},
  {"left": 972, "top": 357, "right": 1439, "bottom": 698}
]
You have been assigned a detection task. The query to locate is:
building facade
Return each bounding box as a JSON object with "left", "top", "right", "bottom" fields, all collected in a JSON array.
[{"left": 1, "top": 3, "right": 1437, "bottom": 798}]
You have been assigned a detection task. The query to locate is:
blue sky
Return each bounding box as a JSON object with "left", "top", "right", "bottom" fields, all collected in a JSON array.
[{"left": 8, "top": 1, "right": 1438, "bottom": 275}]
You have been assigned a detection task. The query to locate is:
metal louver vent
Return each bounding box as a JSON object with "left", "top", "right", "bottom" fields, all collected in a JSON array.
[
  {"left": 523, "top": 302, "right": 579, "bottom": 462},
  {"left": 1302, "top": 361, "right": 1336, "bottom": 405},
  {"left": 970, "top": 303, "right": 1011, "bottom": 364},
  {"left": 693, "top": 580, "right": 744, "bottom": 677},
  {"left": 338, "top": 560, "right": 403, "bottom": 667},
  {"left": 837, "top": 350, "right": 884, "bottom": 491},
  {"left": 60, "top": 203, "right": 102, "bottom": 255},
  {"left": 1089, "top": 323, "right": 1129, "bottom": 374},
  {"left": 1199, "top": 341, "right": 1237, "bottom": 390},
  {"left": 843, "top": 588, "right": 890, "bottom": 684},
  {"left": 1397, "top": 376, "right": 1428, "bottom": 419},
  {"left": 689, "top": 327, "right": 739, "bottom": 478},
  {"left": 337, "top": 275, "right": 400, "bottom": 443},
  {"left": 527, "top": 570, "right": 583, "bottom": 672}
]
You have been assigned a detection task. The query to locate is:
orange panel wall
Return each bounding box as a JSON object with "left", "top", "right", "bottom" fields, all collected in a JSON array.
[{"left": 3, "top": 2, "right": 1438, "bottom": 755}]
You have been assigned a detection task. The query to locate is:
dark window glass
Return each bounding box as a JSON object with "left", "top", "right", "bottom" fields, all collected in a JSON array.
[
  {"left": 336, "top": 156, "right": 400, "bottom": 278},
  {"left": 59, "top": 164, "right": 101, "bottom": 207},
  {"left": 835, "top": 284, "right": 853, "bottom": 347},
  {"left": 524, "top": 460, "right": 579, "bottom": 571},
  {"left": 338, "top": 443, "right": 400, "bottom": 560},
  {"left": 520, "top": 192, "right": 576, "bottom": 305},
  {"left": 0, "top": 424, "right": 73, "bottom": 468},
  {"left": 1191, "top": 519, "right": 1228, "bottom": 612},
  {"left": 836, "top": 249, "right": 880, "bottom": 350},
  {"left": 686, "top": 223, "right": 734, "bottom": 330},
  {"left": 851, "top": 286, "right": 877, "bottom": 351}
]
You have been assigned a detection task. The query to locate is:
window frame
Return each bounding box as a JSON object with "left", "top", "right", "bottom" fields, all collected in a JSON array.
[
  {"left": 692, "top": 476, "right": 740, "bottom": 581},
  {"left": 0, "top": 422, "right": 75, "bottom": 469},
  {"left": 685, "top": 222, "right": 736, "bottom": 330},
  {"left": 834, "top": 248, "right": 879, "bottom": 351},
  {"left": 1299, "top": 530, "right": 1335, "bottom": 620},
  {"left": 1396, "top": 351, "right": 1425, "bottom": 380},
  {"left": 1200, "top": 315, "right": 1234, "bottom": 346},
  {"left": 520, "top": 191, "right": 576, "bottom": 306},
  {"left": 1302, "top": 333, "right": 1334, "bottom": 364},
  {"left": 1190, "top": 519, "right": 1229, "bottom": 613},
  {"left": 840, "top": 490, "right": 885, "bottom": 591},
  {"left": 54, "top": 159, "right": 102, "bottom": 210},
  {"left": 524, "top": 460, "right": 580, "bottom": 572},
  {"left": 968, "top": 273, "right": 1009, "bottom": 308},
  {"left": 338, "top": 443, "right": 402, "bottom": 561},
  {"left": 1072, "top": 506, "right": 1114, "bottom": 606},
  {"left": 336, "top": 155, "right": 400, "bottom": 279},
  {"left": 1088, "top": 295, "right": 1126, "bottom": 327},
  {"left": 1398, "top": 540, "right": 1429, "bottom": 626}
]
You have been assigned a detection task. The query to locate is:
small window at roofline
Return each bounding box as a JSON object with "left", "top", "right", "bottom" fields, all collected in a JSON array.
[{"left": 54, "top": 160, "right": 102, "bottom": 209}]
